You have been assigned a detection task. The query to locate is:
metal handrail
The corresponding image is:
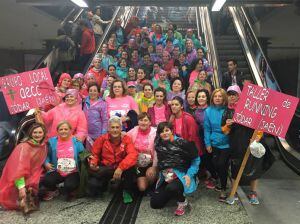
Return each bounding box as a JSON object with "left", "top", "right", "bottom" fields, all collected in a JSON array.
[
  {"left": 239, "top": 6, "right": 281, "bottom": 91},
  {"left": 82, "top": 6, "right": 130, "bottom": 74},
  {"left": 199, "top": 7, "right": 221, "bottom": 88}
]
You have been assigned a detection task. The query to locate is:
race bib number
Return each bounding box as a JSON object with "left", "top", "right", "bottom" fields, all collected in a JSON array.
[
  {"left": 137, "top": 153, "right": 152, "bottom": 167},
  {"left": 57, "top": 158, "right": 76, "bottom": 173}
]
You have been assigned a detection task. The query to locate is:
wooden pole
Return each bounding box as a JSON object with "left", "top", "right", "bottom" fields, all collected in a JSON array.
[{"left": 228, "top": 130, "right": 259, "bottom": 199}]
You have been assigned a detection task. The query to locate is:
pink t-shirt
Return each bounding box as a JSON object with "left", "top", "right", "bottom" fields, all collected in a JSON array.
[
  {"left": 135, "top": 130, "right": 150, "bottom": 153},
  {"left": 106, "top": 95, "right": 138, "bottom": 118},
  {"left": 174, "top": 117, "right": 183, "bottom": 136},
  {"left": 56, "top": 139, "right": 77, "bottom": 176},
  {"left": 154, "top": 105, "right": 166, "bottom": 126}
]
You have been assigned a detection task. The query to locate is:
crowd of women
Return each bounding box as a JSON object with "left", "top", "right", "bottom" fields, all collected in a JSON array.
[{"left": 0, "top": 15, "right": 263, "bottom": 216}]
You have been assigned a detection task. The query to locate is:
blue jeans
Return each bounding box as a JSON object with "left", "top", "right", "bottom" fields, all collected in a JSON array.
[{"left": 0, "top": 122, "right": 13, "bottom": 154}]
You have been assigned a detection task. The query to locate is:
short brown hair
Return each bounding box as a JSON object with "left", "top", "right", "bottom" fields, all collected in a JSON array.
[
  {"left": 138, "top": 112, "right": 151, "bottom": 121},
  {"left": 210, "top": 88, "right": 228, "bottom": 106},
  {"left": 109, "top": 80, "right": 127, "bottom": 98}
]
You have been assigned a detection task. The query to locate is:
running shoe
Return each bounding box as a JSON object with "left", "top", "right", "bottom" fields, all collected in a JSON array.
[
  {"left": 248, "top": 192, "right": 260, "bottom": 205},
  {"left": 43, "top": 189, "right": 59, "bottom": 201},
  {"left": 205, "top": 178, "right": 216, "bottom": 190},
  {"left": 174, "top": 199, "right": 189, "bottom": 216},
  {"left": 218, "top": 191, "right": 227, "bottom": 202}
]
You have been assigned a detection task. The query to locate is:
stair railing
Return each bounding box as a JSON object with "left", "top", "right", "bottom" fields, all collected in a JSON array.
[{"left": 198, "top": 7, "right": 222, "bottom": 88}]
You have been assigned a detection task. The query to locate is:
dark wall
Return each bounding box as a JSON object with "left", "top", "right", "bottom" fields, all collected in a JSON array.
[
  {"left": 0, "top": 50, "right": 24, "bottom": 73},
  {"left": 270, "top": 57, "right": 299, "bottom": 97}
]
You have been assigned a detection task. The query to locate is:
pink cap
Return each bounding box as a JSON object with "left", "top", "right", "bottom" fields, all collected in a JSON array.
[
  {"left": 65, "top": 88, "right": 79, "bottom": 98},
  {"left": 227, "top": 85, "right": 241, "bottom": 95},
  {"left": 73, "top": 73, "right": 84, "bottom": 79},
  {"left": 127, "top": 81, "right": 136, "bottom": 87}
]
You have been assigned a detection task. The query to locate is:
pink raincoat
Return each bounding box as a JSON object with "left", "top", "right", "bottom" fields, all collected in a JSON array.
[
  {"left": 0, "top": 141, "right": 47, "bottom": 210},
  {"left": 41, "top": 103, "right": 87, "bottom": 141}
]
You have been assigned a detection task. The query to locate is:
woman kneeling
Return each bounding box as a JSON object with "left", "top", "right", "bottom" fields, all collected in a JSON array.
[{"left": 150, "top": 122, "right": 200, "bottom": 216}]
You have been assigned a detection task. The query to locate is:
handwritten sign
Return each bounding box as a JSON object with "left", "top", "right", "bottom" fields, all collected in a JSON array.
[
  {"left": 0, "top": 68, "right": 56, "bottom": 115},
  {"left": 233, "top": 83, "right": 299, "bottom": 138}
]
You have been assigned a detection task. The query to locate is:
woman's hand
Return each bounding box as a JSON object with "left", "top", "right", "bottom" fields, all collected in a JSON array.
[
  {"left": 183, "top": 175, "right": 191, "bottom": 188},
  {"left": 146, "top": 166, "right": 157, "bottom": 179},
  {"left": 206, "top": 146, "right": 212, "bottom": 153},
  {"left": 19, "top": 187, "right": 26, "bottom": 199},
  {"left": 226, "top": 119, "right": 234, "bottom": 126},
  {"left": 45, "top": 163, "right": 54, "bottom": 171}
]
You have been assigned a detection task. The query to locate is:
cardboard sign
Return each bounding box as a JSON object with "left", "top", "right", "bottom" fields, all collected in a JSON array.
[
  {"left": 0, "top": 68, "right": 56, "bottom": 115},
  {"left": 233, "top": 83, "right": 299, "bottom": 138}
]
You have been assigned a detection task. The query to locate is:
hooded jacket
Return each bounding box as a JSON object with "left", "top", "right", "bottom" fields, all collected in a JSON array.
[{"left": 83, "top": 97, "right": 108, "bottom": 139}]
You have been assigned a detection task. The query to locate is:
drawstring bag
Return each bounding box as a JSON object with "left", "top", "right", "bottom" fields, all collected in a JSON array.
[{"left": 250, "top": 141, "right": 266, "bottom": 158}]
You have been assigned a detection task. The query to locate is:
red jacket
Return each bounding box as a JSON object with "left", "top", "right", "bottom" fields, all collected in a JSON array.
[
  {"left": 88, "top": 67, "right": 107, "bottom": 87},
  {"left": 90, "top": 133, "right": 138, "bottom": 171},
  {"left": 171, "top": 111, "right": 203, "bottom": 155},
  {"left": 80, "top": 28, "right": 95, "bottom": 55}
]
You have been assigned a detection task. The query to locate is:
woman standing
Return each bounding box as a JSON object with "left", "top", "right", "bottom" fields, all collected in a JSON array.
[
  {"left": 184, "top": 90, "right": 197, "bottom": 116},
  {"left": 43, "top": 121, "right": 84, "bottom": 201},
  {"left": 126, "top": 113, "right": 157, "bottom": 192},
  {"left": 137, "top": 83, "right": 155, "bottom": 113},
  {"left": 116, "top": 58, "right": 129, "bottom": 80},
  {"left": 55, "top": 73, "right": 72, "bottom": 104},
  {"left": 169, "top": 96, "right": 202, "bottom": 155},
  {"left": 166, "top": 78, "right": 185, "bottom": 102},
  {"left": 204, "top": 88, "right": 229, "bottom": 201},
  {"left": 39, "top": 89, "right": 87, "bottom": 141},
  {"left": 148, "top": 87, "right": 171, "bottom": 127},
  {"left": 83, "top": 83, "right": 108, "bottom": 151},
  {"left": 150, "top": 122, "right": 200, "bottom": 216},
  {"left": 106, "top": 80, "right": 139, "bottom": 130},
  {"left": 0, "top": 123, "right": 47, "bottom": 214}
]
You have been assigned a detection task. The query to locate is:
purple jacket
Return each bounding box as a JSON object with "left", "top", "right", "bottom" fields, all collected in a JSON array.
[
  {"left": 186, "top": 48, "right": 197, "bottom": 65},
  {"left": 83, "top": 97, "right": 108, "bottom": 140}
]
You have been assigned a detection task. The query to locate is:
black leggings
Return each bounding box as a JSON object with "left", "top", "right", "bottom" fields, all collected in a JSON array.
[
  {"left": 150, "top": 179, "right": 185, "bottom": 209},
  {"left": 212, "top": 148, "right": 230, "bottom": 190},
  {"left": 43, "top": 171, "right": 80, "bottom": 194},
  {"left": 201, "top": 153, "right": 218, "bottom": 179},
  {"left": 86, "top": 166, "right": 136, "bottom": 196}
]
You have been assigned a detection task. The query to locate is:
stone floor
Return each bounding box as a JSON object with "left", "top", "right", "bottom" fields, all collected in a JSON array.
[
  {"left": 0, "top": 193, "right": 112, "bottom": 224},
  {"left": 136, "top": 185, "right": 252, "bottom": 224}
]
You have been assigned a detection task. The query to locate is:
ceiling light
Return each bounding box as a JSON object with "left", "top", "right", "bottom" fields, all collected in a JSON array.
[
  {"left": 70, "top": 0, "right": 88, "bottom": 8},
  {"left": 212, "top": 0, "right": 227, "bottom": 11}
]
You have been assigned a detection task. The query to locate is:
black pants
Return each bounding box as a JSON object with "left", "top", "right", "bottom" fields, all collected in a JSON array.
[
  {"left": 212, "top": 148, "right": 230, "bottom": 190},
  {"left": 150, "top": 179, "right": 185, "bottom": 209},
  {"left": 201, "top": 153, "right": 218, "bottom": 179},
  {"left": 43, "top": 171, "right": 80, "bottom": 194},
  {"left": 86, "top": 166, "right": 136, "bottom": 196}
]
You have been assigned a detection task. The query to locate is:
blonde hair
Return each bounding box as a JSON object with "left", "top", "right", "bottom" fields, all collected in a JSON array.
[
  {"left": 56, "top": 120, "right": 72, "bottom": 131},
  {"left": 210, "top": 88, "right": 228, "bottom": 106}
]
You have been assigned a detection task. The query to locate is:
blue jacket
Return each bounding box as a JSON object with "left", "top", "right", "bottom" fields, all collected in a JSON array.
[
  {"left": 204, "top": 106, "right": 229, "bottom": 149},
  {"left": 45, "top": 137, "right": 84, "bottom": 171},
  {"left": 156, "top": 136, "right": 201, "bottom": 195}
]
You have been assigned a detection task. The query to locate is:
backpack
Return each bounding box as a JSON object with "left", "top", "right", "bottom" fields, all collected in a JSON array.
[{"left": 56, "top": 36, "right": 70, "bottom": 51}]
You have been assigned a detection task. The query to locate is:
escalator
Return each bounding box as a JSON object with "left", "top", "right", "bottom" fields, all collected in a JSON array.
[{"left": 205, "top": 6, "right": 300, "bottom": 175}]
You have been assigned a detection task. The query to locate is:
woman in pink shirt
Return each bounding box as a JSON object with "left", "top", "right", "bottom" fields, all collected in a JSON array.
[
  {"left": 126, "top": 113, "right": 157, "bottom": 192},
  {"left": 106, "top": 80, "right": 139, "bottom": 131},
  {"left": 147, "top": 87, "right": 171, "bottom": 127},
  {"left": 42, "top": 121, "right": 84, "bottom": 201},
  {"left": 39, "top": 89, "right": 87, "bottom": 142}
]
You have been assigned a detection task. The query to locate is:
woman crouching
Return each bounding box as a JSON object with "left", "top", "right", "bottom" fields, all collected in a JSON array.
[{"left": 150, "top": 122, "right": 200, "bottom": 216}]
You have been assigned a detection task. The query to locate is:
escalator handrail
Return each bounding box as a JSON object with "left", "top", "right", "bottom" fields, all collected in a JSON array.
[
  {"left": 239, "top": 6, "right": 281, "bottom": 91},
  {"left": 33, "top": 7, "right": 85, "bottom": 70},
  {"left": 198, "top": 7, "right": 222, "bottom": 88},
  {"left": 82, "top": 6, "right": 122, "bottom": 74}
]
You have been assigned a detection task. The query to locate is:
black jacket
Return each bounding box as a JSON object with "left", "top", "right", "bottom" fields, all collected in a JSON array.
[{"left": 221, "top": 70, "right": 244, "bottom": 90}]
